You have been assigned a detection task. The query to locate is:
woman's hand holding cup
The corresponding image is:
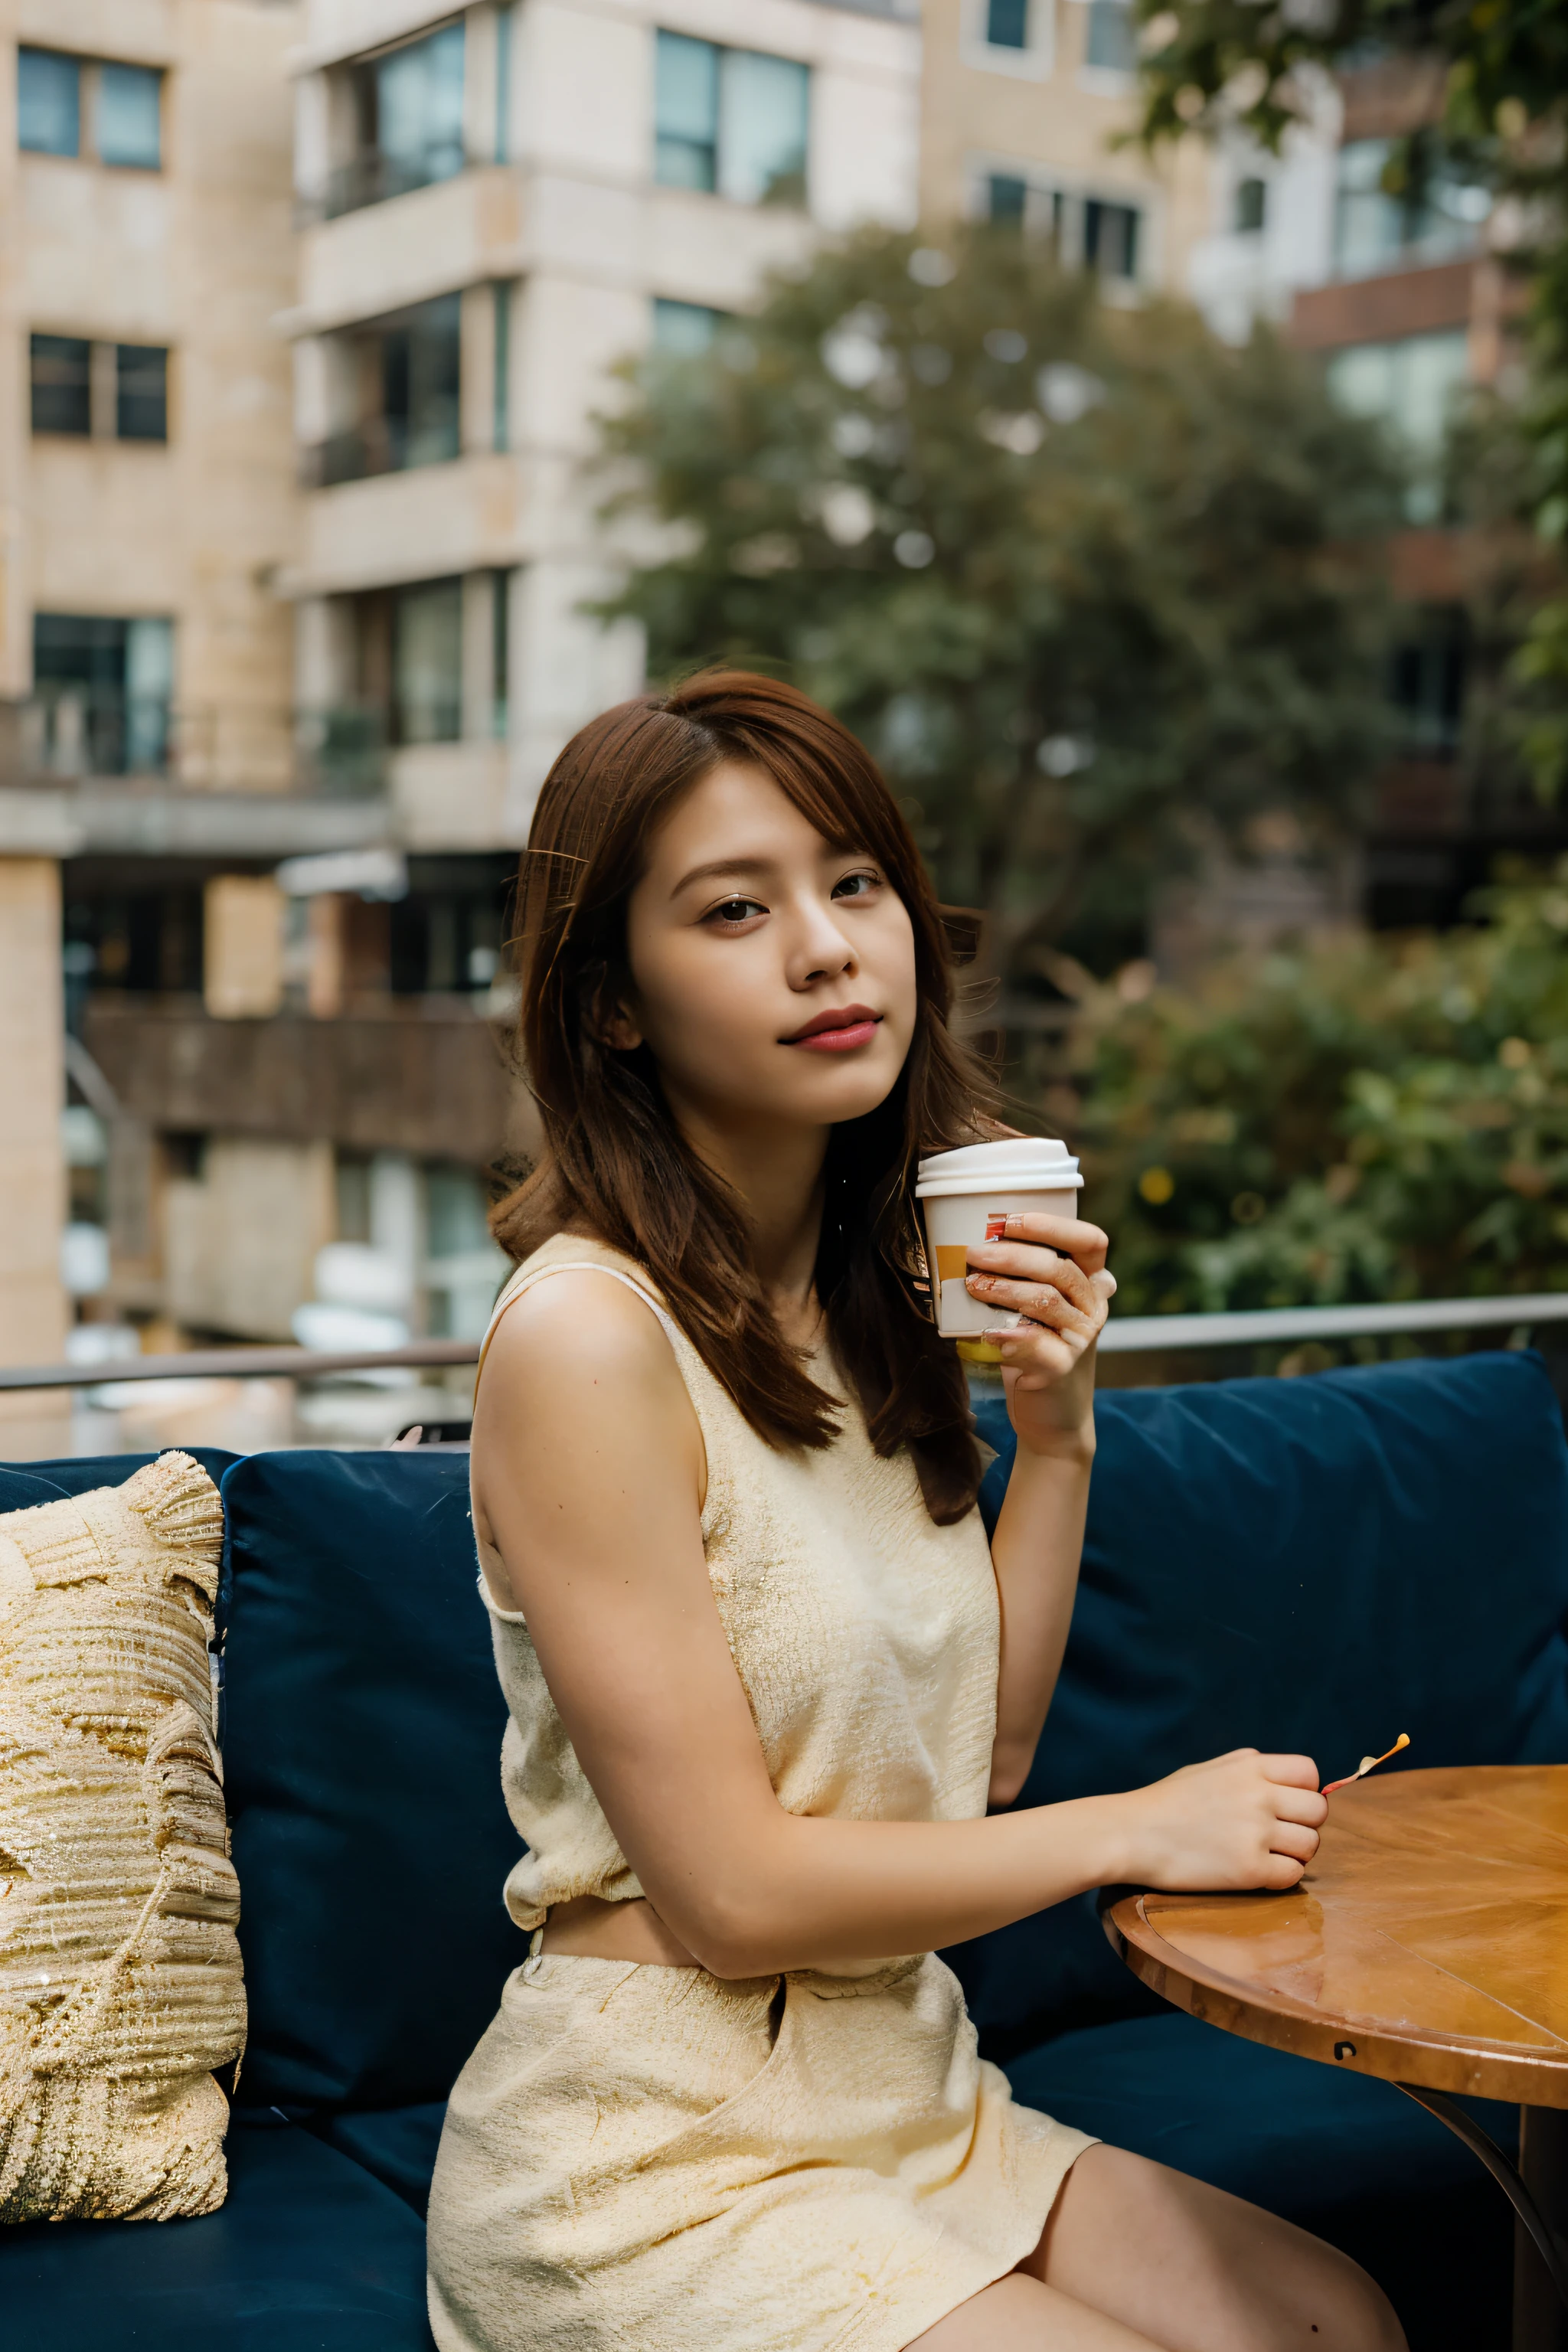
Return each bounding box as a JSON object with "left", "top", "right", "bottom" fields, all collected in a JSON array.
[{"left": 965, "top": 1212, "right": 1115, "bottom": 1457}]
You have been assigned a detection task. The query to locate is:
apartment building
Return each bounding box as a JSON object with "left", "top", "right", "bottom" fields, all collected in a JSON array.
[
  {"left": 917, "top": 0, "right": 1211, "bottom": 298},
  {"left": 0, "top": 0, "right": 306, "bottom": 1442},
  {"left": 0, "top": 0, "right": 923, "bottom": 1445},
  {"left": 284, "top": 0, "right": 921, "bottom": 848}
]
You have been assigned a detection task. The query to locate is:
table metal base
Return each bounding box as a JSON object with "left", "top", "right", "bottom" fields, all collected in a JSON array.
[{"left": 1394, "top": 2088, "right": 1568, "bottom": 2351}]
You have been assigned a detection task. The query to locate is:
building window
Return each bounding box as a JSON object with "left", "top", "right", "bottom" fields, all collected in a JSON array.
[
  {"left": 494, "top": 1, "right": 514, "bottom": 163},
  {"left": 654, "top": 31, "right": 808, "bottom": 207},
  {"left": 31, "top": 335, "right": 92, "bottom": 434},
  {"left": 331, "top": 21, "right": 466, "bottom": 217},
  {"left": 1084, "top": 198, "right": 1139, "bottom": 282},
  {"left": 392, "top": 578, "right": 463, "bottom": 744},
  {"left": 1234, "top": 176, "right": 1267, "bottom": 234},
  {"left": 18, "top": 50, "right": 162, "bottom": 168},
  {"left": 18, "top": 47, "right": 80, "bottom": 154},
  {"left": 652, "top": 296, "right": 723, "bottom": 354},
  {"left": 96, "top": 63, "right": 162, "bottom": 168},
  {"left": 1084, "top": 0, "right": 1136, "bottom": 74},
  {"left": 987, "top": 174, "right": 1030, "bottom": 227},
  {"left": 1333, "top": 139, "right": 1490, "bottom": 280},
  {"left": 312, "top": 293, "right": 462, "bottom": 486},
  {"left": 1390, "top": 606, "right": 1467, "bottom": 756},
  {"left": 31, "top": 335, "right": 170, "bottom": 440},
  {"left": 1325, "top": 328, "right": 1468, "bottom": 521},
  {"left": 116, "top": 344, "right": 168, "bottom": 440},
  {"left": 29, "top": 613, "right": 174, "bottom": 777},
  {"left": 986, "top": 0, "right": 1030, "bottom": 45},
  {"left": 491, "top": 570, "right": 511, "bottom": 740},
  {"left": 492, "top": 283, "right": 511, "bottom": 451}
]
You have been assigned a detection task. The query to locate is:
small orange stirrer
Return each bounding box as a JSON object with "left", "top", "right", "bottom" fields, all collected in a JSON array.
[{"left": 1321, "top": 1733, "right": 1410, "bottom": 1797}]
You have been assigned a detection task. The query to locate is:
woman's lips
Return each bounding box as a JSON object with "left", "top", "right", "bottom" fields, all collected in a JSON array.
[{"left": 782, "top": 1006, "right": 883, "bottom": 1053}]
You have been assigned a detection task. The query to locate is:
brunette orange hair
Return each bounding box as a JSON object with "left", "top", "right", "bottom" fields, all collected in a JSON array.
[{"left": 492, "top": 671, "right": 995, "bottom": 1523}]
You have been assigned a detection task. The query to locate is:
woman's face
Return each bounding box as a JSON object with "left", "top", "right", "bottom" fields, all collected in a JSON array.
[{"left": 613, "top": 760, "right": 918, "bottom": 1138}]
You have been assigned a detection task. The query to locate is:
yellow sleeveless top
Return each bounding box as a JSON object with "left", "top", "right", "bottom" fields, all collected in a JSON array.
[{"left": 472, "top": 1231, "right": 1001, "bottom": 1960}]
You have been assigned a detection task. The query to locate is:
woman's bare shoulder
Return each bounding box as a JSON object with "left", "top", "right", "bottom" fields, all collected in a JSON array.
[{"left": 481, "top": 1264, "right": 682, "bottom": 1400}]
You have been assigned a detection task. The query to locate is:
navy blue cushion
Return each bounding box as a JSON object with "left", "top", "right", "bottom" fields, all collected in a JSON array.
[
  {"left": 0, "top": 1449, "right": 239, "bottom": 1511},
  {"left": 304, "top": 2102, "right": 449, "bottom": 2218},
  {"left": 1007, "top": 2011, "right": 1514, "bottom": 2352},
  {"left": 220, "top": 1449, "right": 524, "bottom": 2113},
  {"left": 0, "top": 2113, "right": 433, "bottom": 2352},
  {"left": 956, "top": 1354, "right": 1568, "bottom": 2047}
]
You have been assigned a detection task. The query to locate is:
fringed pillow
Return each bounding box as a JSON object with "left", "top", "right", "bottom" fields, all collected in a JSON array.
[{"left": 0, "top": 1450, "right": 245, "bottom": 2222}]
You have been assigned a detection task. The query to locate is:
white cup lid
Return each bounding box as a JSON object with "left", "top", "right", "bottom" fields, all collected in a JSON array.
[{"left": 916, "top": 1137, "right": 1078, "bottom": 1187}]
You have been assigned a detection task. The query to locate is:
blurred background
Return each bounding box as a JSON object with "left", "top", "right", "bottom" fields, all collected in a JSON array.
[{"left": 2, "top": 0, "right": 1564, "bottom": 1456}]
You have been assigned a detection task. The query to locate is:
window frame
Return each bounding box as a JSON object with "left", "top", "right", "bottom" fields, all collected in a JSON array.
[
  {"left": 961, "top": 0, "right": 1055, "bottom": 80},
  {"left": 17, "top": 47, "right": 165, "bottom": 172},
  {"left": 30, "top": 333, "right": 172, "bottom": 443},
  {"left": 652, "top": 28, "right": 811, "bottom": 210}
]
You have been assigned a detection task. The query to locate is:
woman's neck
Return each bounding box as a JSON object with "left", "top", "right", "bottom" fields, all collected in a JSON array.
[{"left": 668, "top": 1096, "right": 829, "bottom": 1348}]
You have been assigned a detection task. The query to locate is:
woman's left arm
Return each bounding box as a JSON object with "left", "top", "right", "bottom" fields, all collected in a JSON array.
[{"left": 962, "top": 1213, "right": 1116, "bottom": 1808}]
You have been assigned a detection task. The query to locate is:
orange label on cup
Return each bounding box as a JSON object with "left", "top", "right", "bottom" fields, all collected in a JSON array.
[{"left": 935, "top": 1245, "right": 974, "bottom": 1283}]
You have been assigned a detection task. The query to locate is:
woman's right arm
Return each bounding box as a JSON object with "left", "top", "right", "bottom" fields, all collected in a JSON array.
[{"left": 472, "top": 1275, "right": 1327, "bottom": 1980}]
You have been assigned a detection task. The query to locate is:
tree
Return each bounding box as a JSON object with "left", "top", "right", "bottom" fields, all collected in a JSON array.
[
  {"left": 597, "top": 225, "right": 1396, "bottom": 987},
  {"left": 1135, "top": 0, "right": 1568, "bottom": 792},
  {"left": 1066, "top": 864, "right": 1568, "bottom": 1315}
]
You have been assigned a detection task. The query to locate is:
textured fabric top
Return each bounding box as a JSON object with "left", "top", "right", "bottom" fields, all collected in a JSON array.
[
  {"left": 0, "top": 1449, "right": 245, "bottom": 2222},
  {"left": 473, "top": 1233, "right": 999, "bottom": 1967}
]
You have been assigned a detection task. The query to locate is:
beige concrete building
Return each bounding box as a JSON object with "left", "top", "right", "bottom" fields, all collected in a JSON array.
[
  {"left": 917, "top": 0, "right": 1210, "bottom": 296},
  {"left": 286, "top": 0, "right": 923, "bottom": 846}
]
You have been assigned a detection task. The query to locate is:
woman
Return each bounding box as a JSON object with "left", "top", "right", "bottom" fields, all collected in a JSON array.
[{"left": 426, "top": 673, "right": 1403, "bottom": 2352}]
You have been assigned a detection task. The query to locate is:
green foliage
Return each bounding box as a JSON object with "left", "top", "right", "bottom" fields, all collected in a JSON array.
[
  {"left": 596, "top": 224, "right": 1396, "bottom": 978},
  {"left": 1073, "top": 865, "right": 1568, "bottom": 1311},
  {"left": 1134, "top": 0, "right": 1568, "bottom": 794}
]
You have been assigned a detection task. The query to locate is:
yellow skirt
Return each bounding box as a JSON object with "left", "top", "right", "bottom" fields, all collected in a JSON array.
[{"left": 426, "top": 1949, "right": 1094, "bottom": 2352}]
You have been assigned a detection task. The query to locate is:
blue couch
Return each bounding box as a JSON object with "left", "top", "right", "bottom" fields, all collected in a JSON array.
[{"left": 5, "top": 1348, "right": 1567, "bottom": 2352}]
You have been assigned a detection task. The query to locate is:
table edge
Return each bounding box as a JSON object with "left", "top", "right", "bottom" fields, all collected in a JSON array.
[{"left": 1103, "top": 1891, "right": 1568, "bottom": 2109}]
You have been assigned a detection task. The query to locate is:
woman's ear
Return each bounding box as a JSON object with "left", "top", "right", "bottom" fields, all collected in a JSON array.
[{"left": 599, "top": 999, "right": 644, "bottom": 1053}]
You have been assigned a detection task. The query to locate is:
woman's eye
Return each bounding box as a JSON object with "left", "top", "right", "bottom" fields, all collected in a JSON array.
[
  {"left": 706, "top": 897, "right": 766, "bottom": 926},
  {"left": 832, "top": 871, "right": 882, "bottom": 900}
]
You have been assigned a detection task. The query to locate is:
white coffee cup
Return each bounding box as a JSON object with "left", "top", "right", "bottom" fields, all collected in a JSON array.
[{"left": 916, "top": 1138, "right": 1083, "bottom": 1338}]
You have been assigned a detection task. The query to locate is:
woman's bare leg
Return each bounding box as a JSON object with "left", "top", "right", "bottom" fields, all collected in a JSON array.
[
  {"left": 1027, "top": 2144, "right": 1405, "bottom": 2352},
  {"left": 903, "top": 2145, "right": 1406, "bottom": 2352},
  {"left": 905, "top": 2272, "right": 1166, "bottom": 2350}
]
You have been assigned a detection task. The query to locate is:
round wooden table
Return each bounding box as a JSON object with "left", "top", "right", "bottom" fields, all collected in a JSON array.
[{"left": 1104, "top": 1766, "right": 1568, "bottom": 2352}]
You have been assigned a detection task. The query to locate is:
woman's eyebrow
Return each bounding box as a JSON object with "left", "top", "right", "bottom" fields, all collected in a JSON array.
[{"left": 669, "top": 854, "right": 774, "bottom": 897}]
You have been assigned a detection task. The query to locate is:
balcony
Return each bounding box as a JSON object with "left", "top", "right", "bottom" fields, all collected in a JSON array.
[{"left": 82, "top": 993, "right": 517, "bottom": 1165}]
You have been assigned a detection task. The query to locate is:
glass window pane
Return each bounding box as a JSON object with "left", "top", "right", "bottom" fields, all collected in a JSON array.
[
  {"left": 988, "top": 173, "right": 1028, "bottom": 225},
  {"left": 1084, "top": 198, "right": 1139, "bottom": 280},
  {"left": 125, "top": 616, "right": 174, "bottom": 771},
  {"left": 380, "top": 292, "right": 461, "bottom": 469},
  {"left": 393, "top": 578, "right": 463, "bottom": 743},
  {"left": 718, "top": 50, "right": 808, "bottom": 207},
  {"left": 652, "top": 297, "right": 720, "bottom": 354},
  {"left": 116, "top": 345, "right": 168, "bottom": 440},
  {"left": 31, "top": 335, "right": 93, "bottom": 435},
  {"left": 655, "top": 31, "right": 717, "bottom": 191},
  {"left": 18, "top": 48, "right": 80, "bottom": 155},
  {"left": 1086, "top": 1, "right": 1136, "bottom": 73},
  {"left": 376, "top": 22, "right": 466, "bottom": 190},
  {"left": 1234, "top": 177, "right": 1267, "bottom": 234},
  {"left": 986, "top": 0, "right": 1030, "bottom": 47},
  {"left": 492, "top": 281, "right": 511, "bottom": 452},
  {"left": 97, "top": 63, "right": 162, "bottom": 168}
]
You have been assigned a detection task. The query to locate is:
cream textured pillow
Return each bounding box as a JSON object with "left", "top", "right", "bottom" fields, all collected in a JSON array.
[{"left": 0, "top": 1450, "right": 245, "bottom": 2222}]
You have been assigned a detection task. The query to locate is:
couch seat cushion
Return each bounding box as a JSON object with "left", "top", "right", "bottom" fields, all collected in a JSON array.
[
  {"left": 0, "top": 2112, "right": 434, "bottom": 2352},
  {"left": 958, "top": 1353, "right": 1568, "bottom": 2046}
]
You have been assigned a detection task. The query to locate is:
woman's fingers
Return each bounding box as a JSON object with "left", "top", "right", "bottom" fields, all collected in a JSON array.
[
  {"left": 1269, "top": 1820, "right": 1321, "bottom": 1865},
  {"left": 996, "top": 1211, "right": 1111, "bottom": 1272},
  {"left": 969, "top": 1245, "right": 1099, "bottom": 1316},
  {"left": 1259, "top": 1753, "right": 1323, "bottom": 1792},
  {"left": 1272, "top": 1784, "right": 1331, "bottom": 1829}
]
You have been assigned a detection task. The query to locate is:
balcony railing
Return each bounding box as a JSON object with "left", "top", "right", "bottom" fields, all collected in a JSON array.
[
  {"left": 309, "top": 142, "right": 470, "bottom": 224},
  {"left": 301, "top": 413, "right": 461, "bottom": 490},
  {"left": 22, "top": 686, "right": 172, "bottom": 779},
  {"left": 292, "top": 704, "right": 389, "bottom": 798}
]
